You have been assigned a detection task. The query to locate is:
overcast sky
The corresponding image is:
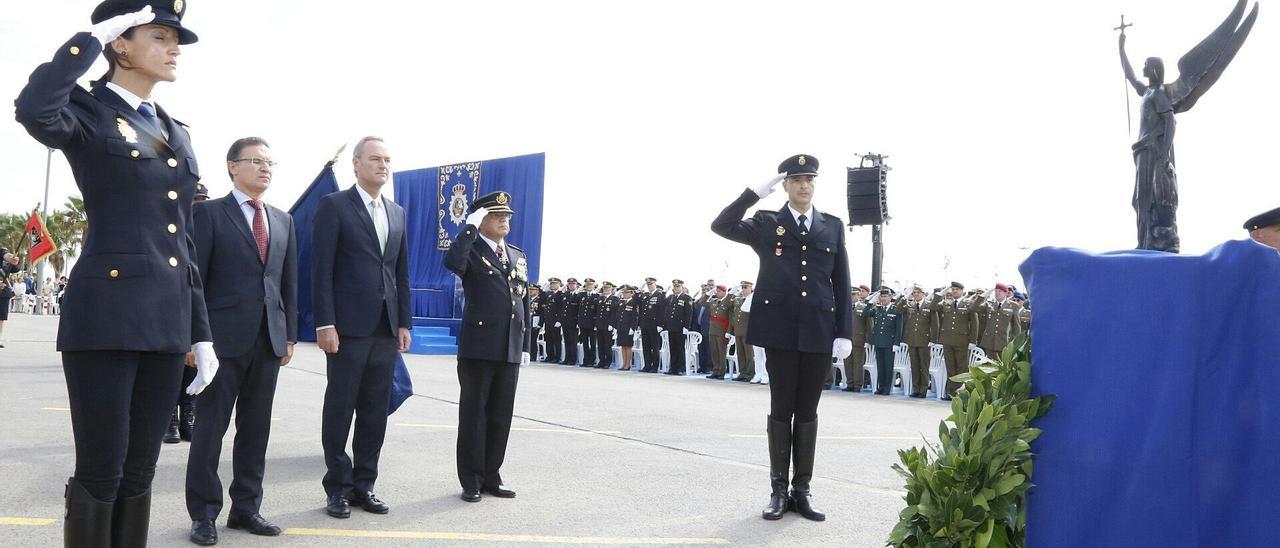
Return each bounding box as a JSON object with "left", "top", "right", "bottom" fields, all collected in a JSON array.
[{"left": 1, "top": 0, "right": 1275, "bottom": 291}]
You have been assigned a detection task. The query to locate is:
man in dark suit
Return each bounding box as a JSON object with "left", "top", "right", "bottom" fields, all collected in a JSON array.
[
  {"left": 184, "top": 137, "right": 297, "bottom": 545},
  {"left": 577, "top": 278, "right": 599, "bottom": 367},
  {"left": 541, "top": 278, "right": 563, "bottom": 362},
  {"left": 444, "top": 191, "right": 530, "bottom": 503},
  {"left": 663, "top": 280, "right": 695, "bottom": 375},
  {"left": 712, "top": 154, "right": 853, "bottom": 522},
  {"left": 638, "top": 278, "right": 665, "bottom": 372},
  {"left": 312, "top": 136, "right": 412, "bottom": 518},
  {"left": 560, "top": 278, "right": 582, "bottom": 365}
]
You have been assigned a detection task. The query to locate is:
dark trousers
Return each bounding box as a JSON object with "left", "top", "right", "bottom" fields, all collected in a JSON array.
[
  {"left": 530, "top": 324, "right": 542, "bottom": 360},
  {"left": 321, "top": 328, "right": 398, "bottom": 497},
  {"left": 562, "top": 323, "right": 578, "bottom": 363},
  {"left": 544, "top": 323, "right": 561, "bottom": 361},
  {"left": 942, "top": 344, "right": 970, "bottom": 397},
  {"left": 762, "top": 349, "right": 828, "bottom": 422},
  {"left": 63, "top": 351, "right": 185, "bottom": 501},
  {"left": 667, "top": 329, "right": 686, "bottom": 372},
  {"left": 596, "top": 329, "right": 614, "bottom": 368},
  {"left": 697, "top": 327, "right": 711, "bottom": 373},
  {"left": 874, "top": 346, "right": 895, "bottom": 393},
  {"left": 174, "top": 365, "right": 197, "bottom": 407},
  {"left": 456, "top": 359, "right": 520, "bottom": 490},
  {"left": 186, "top": 323, "right": 281, "bottom": 520},
  {"left": 640, "top": 326, "right": 660, "bottom": 371},
  {"left": 908, "top": 345, "right": 931, "bottom": 395},
  {"left": 579, "top": 325, "right": 596, "bottom": 364}
]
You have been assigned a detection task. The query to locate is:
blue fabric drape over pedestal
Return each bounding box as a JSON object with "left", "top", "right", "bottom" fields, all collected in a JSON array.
[
  {"left": 394, "top": 153, "right": 544, "bottom": 320},
  {"left": 1019, "top": 240, "right": 1280, "bottom": 547},
  {"left": 287, "top": 164, "right": 340, "bottom": 342}
]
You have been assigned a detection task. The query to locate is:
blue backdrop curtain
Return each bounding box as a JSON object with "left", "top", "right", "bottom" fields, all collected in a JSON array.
[
  {"left": 394, "top": 152, "right": 544, "bottom": 319},
  {"left": 1019, "top": 240, "right": 1280, "bottom": 546}
]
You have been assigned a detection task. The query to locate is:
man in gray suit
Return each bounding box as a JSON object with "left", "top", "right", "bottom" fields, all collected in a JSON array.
[{"left": 186, "top": 137, "right": 298, "bottom": 545}]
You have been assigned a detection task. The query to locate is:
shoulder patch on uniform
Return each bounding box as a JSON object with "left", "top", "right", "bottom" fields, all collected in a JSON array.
[{"left": 506, "top": 243, "right": 523, "bottom": 252}]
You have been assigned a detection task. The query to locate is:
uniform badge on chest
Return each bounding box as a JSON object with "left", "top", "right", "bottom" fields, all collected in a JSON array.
[
  {"left": 776, "top": 226, "right": 786, "bottom": 236},
  {"left": 116, "top": 117, "right": 139, "bottom": 144}
]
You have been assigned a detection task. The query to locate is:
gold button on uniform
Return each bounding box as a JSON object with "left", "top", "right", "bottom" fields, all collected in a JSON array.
[
  {"left": 801, "top": 245, "right": 807, "bottom": 251},
  {"left": 802, "top": 291, "right": 808, "bottom": 297},
  {"left": 70, "top": 46, "right": 81, "bottom": 55},
  {"left": 764, "top": 300, "right": 770, "bottom": 304},
  {"left": 130, "top": 150, "right": 140, "bottom": 158},
  {"left": 168, "top": 257, "right": 178, "bottom": 267},
  {"left": 167, "top": 158, "right": 178, "bottom": 168},
  {"left": 167, "top": 224, "right": 177, "bottom": 234},
  {"left": 511, "top": 314, "right": 516, "bottom": 319},
  {"left": 168, "top": 191, "right": 178, "bottom": 200},
  {"left": 109, "top": 269, "right": 119, "bottom": 278},
  {"left": 478, "top": 321, "right": 485, "bottom": 326},
  {"left": 801, "top": 260, "right": 808, "bottom": 266},
  {"left": 801, "top": 275, "right": 808, "bottom": 281}
]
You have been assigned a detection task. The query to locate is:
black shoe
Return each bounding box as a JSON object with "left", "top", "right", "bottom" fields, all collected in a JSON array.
[
  {"left": 909, "top": 393, "right": 926, "bottom": 398},
  {"left": 875, "top": 389, "right": 890, "bottom": 395},
  {"left": 164, "top": 409, "right": 181, "bottom": 444},
  {"left": 822, "top": 383, "right": 833, "bottom": 390},
  {"left": 324, "top": 495, "right": 350, "bottom": 518},
  {"left": 733, "top": 376, "right": 751, "bottom": 382},
  {"left": 843, "top": 386, "right": 862, "bottom": 392},
  {"left": 190, "top": 519, "right": 218, "bottom": 546},
  {"left": 179, "top": 402, "right": 196, "bottom": 441},
  {"left": 227, "top": 513, "right": 281, "bottom": 536},
  {"left": 705, "top": 374, "right": 724, "bottom": 380},
  {"left": 112, "top": 489, "right": 152, "bottom": 547},
  {"left": 460, "top": 489, "right": 481, "bottom": 503},
  {"left": 482, "top": 484, "right": 516, "bottom": 498},
  {"left": 347, "top": 491, "right": 389, "bottom": 514}
]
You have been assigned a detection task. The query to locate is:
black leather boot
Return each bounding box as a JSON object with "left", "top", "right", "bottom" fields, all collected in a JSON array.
[
  {"left": 163, "top": 407, "right": 181, "bottom": 444},
  {"left": 790, "top": 418, "right": 826, "bottom": 521},
  {"left": 64, "top": 478, "right": 112, "bottom": 548},
  {"left": 179, "top": 400, "right": 196, "bottom": 442},
  {"left": 111, "top": 489, "right": 150, "bottom": 548},
  {"left": 762, "top": 416, "right": 791, "bottom": 520}
]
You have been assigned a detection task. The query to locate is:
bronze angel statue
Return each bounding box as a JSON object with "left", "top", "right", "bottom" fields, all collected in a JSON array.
[{"left": 1119, "top": 0, "right": 1258, "bottom": 252}]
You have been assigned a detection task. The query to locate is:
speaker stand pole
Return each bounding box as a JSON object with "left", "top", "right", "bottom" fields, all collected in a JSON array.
[{"left": 870, "top": 224, "right": 883, "bottom": 291}]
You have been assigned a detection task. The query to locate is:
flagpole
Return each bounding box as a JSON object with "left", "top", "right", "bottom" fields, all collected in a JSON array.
[{"left": 36, "top": 148, "right": 52, "bottom": 300}]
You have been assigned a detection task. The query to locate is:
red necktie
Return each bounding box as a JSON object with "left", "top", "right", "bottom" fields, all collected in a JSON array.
[{"left": 249, "top": 199, "right": 268, "bottom": 264}]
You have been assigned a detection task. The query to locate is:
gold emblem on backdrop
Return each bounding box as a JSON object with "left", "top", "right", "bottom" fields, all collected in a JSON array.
[{"left": 116, "top": 117, "right": 138, "bottom": 144}]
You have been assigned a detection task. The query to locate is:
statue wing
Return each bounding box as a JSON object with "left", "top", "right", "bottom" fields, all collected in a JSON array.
[{"left": 1167, "top": 0, "right": 1259, "bottom": 114}]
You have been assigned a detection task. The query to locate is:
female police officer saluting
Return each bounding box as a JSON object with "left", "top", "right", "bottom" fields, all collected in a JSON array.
[
  {"left": 712, "top": 154, "right": 854, "bottom": 522},
  {"left": 14, "top": 2, "right": 218, "bottom": 546}
]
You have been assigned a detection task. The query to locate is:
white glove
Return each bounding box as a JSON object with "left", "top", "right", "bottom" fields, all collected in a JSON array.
[
  {"left": 682, "top": 328, "right": 691, "bottom": 336},
  {"left": 186, "top": 341, "right": 219, "bottom": 395},
  {"left": 752, "top": 173, "right": 788, "bottom": 198},
  {"left": 464, "top": 206, "right": 490, "bottom": 228},
  {"left": 532, "top": 318, "right": 541, "bottom": 328},
  {"left": 657, "top": 326, "right": 664, "bottom": 332},
  {"left": 833, "top": 338, "right": 853, "bottom": 360},
  {"left": 520, "top": 352, "right": 530, "bottom": 366},
  {"left": 631, "top": 328, "right": 640, "bottom": 337},
  {"left": 91, "top": 6, "right": 154, "bottom": 45},
  {"left": 609, "top": 326, "right": 616, "bottom": 334},
  {"left": 554, "top": 321, "right": 562, "bottom": 328}
]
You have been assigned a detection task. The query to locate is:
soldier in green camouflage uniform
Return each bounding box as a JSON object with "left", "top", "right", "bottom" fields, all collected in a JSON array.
[{"left": 896, "top": 284, "right": 937, "bottom": 398}]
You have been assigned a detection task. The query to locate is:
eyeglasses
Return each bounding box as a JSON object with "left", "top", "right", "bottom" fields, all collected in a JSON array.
[{"left": 232, "top": 157, "right": 277, "bottom": 168}]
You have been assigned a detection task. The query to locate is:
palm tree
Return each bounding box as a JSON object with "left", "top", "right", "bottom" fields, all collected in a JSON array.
[{"left": 0, "top": 213, "right": 27, "bottom": 260}]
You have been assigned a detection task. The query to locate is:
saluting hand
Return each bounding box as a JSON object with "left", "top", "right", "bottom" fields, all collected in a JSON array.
[
  {"left": 90, "top": 6, "right": 155, "bottom": 45},
  {"left": 752, "top": 173, "right": 788, "bottom": 198},
  {"left": 464, "top": 206, "right": 490, "bottom": 228}
]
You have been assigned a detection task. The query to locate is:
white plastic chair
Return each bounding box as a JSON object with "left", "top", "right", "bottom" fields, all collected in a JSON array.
[
  {"left": 892, "top": 343, "right": 911, "bottom": 395},
  {"left": 658, "top": 331, "right": 670, "bottom": 372},
  {"left": 726, "top": 335, "right": 739, "bottom": 379},
  {"left": 535, "top": 331, "right": 547, "bottom": 362},
  {"left": 831, "top": 356, "right": 847, "bottom": 390},
  {"left": 969, "top": 344, "right": 989, "bottom": 366},
  {"left": 928, "top": 343, "right": 947, "bottom": 399},
  {"left": 632, "top": 331, "right": 645, "bottom": 371},
  {"left": 685, "top": 331, "right": 702, "bottom": 375},
  {"left": 861, "top": 343, "right": 877, "bottom": 393}
]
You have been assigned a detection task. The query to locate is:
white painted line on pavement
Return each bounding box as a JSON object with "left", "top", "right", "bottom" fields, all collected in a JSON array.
[
  {"left": 285, "top": 527, "right": 729, "bottom": 544},
  {"left": 727, "top": 434, "right": 919, "bottom": 440},
  {"left": 0, "top": 517, "right": 56, "bottom": 526},
  {"left": 396, "top": 423, "right": 622, "bottom": 435},
  {"left": 40, "top": 407, "right": 70, "bottom": 411}
]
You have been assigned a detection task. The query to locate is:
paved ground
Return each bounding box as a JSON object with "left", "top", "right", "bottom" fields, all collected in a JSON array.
[{"left": 0, "top": 314, "right": 950, "bottom": 547}]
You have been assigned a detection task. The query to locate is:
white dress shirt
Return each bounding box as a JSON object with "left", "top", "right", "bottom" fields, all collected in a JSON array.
[
  {"left": 479, "top": 233, "right": 506, "bottom": 256},
  {"left": 788, "top": 204, "right": 816, "bottom": 232},
  {"left": 230, "top": 188, "right": 268, "bottom": 237}
]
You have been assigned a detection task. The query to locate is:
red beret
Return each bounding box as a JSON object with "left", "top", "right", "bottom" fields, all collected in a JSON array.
[{"left": 995, "top": 283, "right": 1010, "bottom": 292}]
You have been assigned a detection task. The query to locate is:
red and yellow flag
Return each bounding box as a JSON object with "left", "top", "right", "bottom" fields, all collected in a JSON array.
[{"left": 24, "top": 210, "right": 57, "bottom": 265}]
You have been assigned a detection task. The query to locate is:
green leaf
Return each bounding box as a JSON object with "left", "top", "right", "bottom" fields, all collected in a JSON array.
[
  {"left": 994, "top": 473, "right": 1025, "bottom": 496},
  {"left": 975, "top": 518, "right": 995, "bottom": 548}
]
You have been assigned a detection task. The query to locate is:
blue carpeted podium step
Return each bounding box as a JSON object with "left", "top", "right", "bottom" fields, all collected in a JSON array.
[{"left": 409, "top": 325, "right": 457, "bottom": 355}]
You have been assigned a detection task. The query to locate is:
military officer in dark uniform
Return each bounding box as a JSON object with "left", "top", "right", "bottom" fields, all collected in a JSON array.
[
  {"left": 593, "top": 282, "right": 620, "bottom": 369},
  {"left": 577, "top": 278, "right": 599, "bottom": 367},
  {"left": 560, "top": 278, "right": 581, "bottom": 365},
  {"left": 863, "top": 289, "right": 902, "bottom": 395},
  {"left": 541, "top": 278, "right": 563, "bottom": 362},
  {"left": 711, "top": 154, "right": 853, "bottom": 522},
  {"left": 616, "top": 285, "right": 641, "bottom": 371},
  {"left": 15, "top": 2, "right": 217, "bottom": 545},
  {"left": 1244, "top": 207, "right": 1280, "bottom": 251},
  {"left": 528, "top": 284, "right": 543, "bottom": 359},
  {"left": 663, "top": 280, "right": 695, "bottom": 375},
  {"left": 638, "top": 277, "right": 665, "bottom": 372},
  {"left": 444, "top": 191, "right": 530, "bottom": 503}
]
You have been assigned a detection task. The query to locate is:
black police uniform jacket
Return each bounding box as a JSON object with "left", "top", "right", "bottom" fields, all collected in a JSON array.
[
  {"left": 444, "top": 225, "right": 531, "bottom": 364},
  {"left": 711, "top": 189, "right": 853, "bottom": 354},
  {"left": 545, "top": 290, "right": 564, "bottom": 326},
  {"left": 663, "top": 293, "right": 695, "bottom": 331},
  {"left": 15, "top": 32, "right": 211, "bottom": 352}
]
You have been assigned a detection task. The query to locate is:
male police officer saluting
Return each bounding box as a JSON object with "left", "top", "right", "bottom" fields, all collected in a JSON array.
[
  {"left": 15, "top": 2, "right": 218, "bottom": 545},
  {"left": 444, "top": 191, "right": 530, "bottom": 503},
  {"left": 712, "top": 154, "right": 853, "bottom": 522}
]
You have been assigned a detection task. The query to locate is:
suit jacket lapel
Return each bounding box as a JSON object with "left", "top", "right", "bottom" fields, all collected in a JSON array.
[
  {"left": 267, "top": 206, "right": 288, "bottom": 269},
  {"left": 346, "top": 187, "right": 382, "bottom": 256},
  {"left": 218, "top": 194, "right": 258, "bottom": 252}
]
